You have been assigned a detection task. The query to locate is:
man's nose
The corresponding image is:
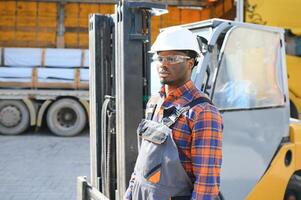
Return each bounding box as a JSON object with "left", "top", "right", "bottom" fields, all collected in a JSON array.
[
  {"left": 158, "top": 63, "right": 168, "bottom": 69},
  {"left": 158, "top": 60, "right": 169, "bottom": 67}
]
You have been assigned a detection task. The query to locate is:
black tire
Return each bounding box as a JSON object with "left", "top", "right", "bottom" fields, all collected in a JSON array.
[
  {"left": 284, "top": 174, "right": 301, "bottom": 200},
  {"left": 46, "top": 98, "right": 86, "bottom": 137},
  {"left": 0, "top": 100, "right": 29, "bottom": 135}
]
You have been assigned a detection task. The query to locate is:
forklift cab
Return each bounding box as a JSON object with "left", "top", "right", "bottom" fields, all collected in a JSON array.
[{"left": 151, "top": 19, "right": 290, "bottom": 199}]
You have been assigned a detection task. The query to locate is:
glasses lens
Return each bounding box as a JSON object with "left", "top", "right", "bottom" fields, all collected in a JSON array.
[
  {"left": 154, "top": 55, "right": 190, "bottom": 64},
  {"left": 167, "top": 56, "right": 176, "bottom": 63}
]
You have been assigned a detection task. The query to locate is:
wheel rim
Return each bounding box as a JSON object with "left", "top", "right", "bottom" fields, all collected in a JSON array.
[
  {"left": 0, "top": 105, "right": 22, "bottom": 127},
  {"left": 56, "top": 107, "right": 77, "bottom": 128}
]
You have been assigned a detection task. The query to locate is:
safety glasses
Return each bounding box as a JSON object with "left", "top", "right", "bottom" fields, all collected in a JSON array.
[{"left": 152, "top": 55, "right": 191, "bottom": 64}]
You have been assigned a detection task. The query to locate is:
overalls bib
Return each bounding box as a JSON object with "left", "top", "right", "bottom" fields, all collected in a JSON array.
[{"left": 131, "top": 97, "right": 212, "bottom": 200}]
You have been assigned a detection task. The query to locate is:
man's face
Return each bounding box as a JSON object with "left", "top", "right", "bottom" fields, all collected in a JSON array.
[{"left": 155, "top": 51, "right": 194, "bottom": 87}]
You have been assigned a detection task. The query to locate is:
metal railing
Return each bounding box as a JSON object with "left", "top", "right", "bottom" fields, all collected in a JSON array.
[{"left": 77, "top": 176, "right": 109, "bottom": 200}]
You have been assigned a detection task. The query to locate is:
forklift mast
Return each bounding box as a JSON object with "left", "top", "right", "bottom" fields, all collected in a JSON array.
[{"left": 81, "top": 1, "right": 167, "bottom": 200}]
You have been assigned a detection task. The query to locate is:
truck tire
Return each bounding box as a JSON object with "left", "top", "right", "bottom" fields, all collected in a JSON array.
[
  {"left": 46, "top": 98, "right": 86, "bottom": 137},
  {"left": 0, "top": 100, "right": 30, "bottom": 135}
]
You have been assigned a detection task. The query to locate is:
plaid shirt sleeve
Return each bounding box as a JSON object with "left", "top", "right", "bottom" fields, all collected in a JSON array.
[{"left": 191, "top": 104, "right": 223, "bottom": 200}]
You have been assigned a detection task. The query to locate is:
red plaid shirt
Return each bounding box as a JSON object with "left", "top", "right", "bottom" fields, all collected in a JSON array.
[{"left": 125, "top": 80, "right": 223, "bottom": 200}]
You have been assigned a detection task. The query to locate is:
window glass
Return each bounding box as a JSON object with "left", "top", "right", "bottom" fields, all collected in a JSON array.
[{"left": 213, "top": 27, "right": 284, "bottom": 109}]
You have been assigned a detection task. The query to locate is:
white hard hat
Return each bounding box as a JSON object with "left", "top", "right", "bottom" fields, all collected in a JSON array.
[{"left": 150, "top": 27, "right": 201, "bottom": 56}]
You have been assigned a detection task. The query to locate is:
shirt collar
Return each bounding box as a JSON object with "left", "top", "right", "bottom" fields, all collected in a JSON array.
[{"left": 158, "top": 80, "right": 196, "bottom": 99}]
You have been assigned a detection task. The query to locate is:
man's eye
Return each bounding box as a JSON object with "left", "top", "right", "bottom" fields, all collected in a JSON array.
[
  {"left": 157, "top": 57, "right": 163, "bottom": 62},
  {"left": 166, "top": 57, "right": 175, "bottom": 62}
]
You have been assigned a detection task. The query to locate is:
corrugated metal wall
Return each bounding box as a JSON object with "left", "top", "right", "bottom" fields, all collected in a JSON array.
[{"left": 0, "top": 0, "right": 234, "bottom": 48}]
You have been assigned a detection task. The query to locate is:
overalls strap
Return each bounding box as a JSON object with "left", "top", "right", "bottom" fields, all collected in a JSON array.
[{"left": 162, "top": 96, "right": 213, "bottom": 127}]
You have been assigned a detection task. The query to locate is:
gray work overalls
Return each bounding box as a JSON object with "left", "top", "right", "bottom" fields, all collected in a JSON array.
[{"left": 131, "top": 97, "right": 212, "bottom": 200}]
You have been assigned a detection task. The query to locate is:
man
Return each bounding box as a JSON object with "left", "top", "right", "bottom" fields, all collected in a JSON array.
[{"left": 124, "top": 27, "right": 223, "bottom": 200}]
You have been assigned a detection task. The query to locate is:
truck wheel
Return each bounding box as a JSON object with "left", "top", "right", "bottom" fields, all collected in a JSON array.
[
  {"left": 0, "top": 100, "right": 30, "bottom": 135},
  {"left": 46, "top": 98, "right": 86, "bottom": 137},
  {"left": 284, "top": 173, "right": 301, "bottom": 200}
]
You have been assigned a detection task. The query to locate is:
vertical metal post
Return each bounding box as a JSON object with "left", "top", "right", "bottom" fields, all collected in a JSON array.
[
  {"left": 115, "top": 1, "right": 143, "bottom": 197},
  {"left": 115, "top": 1, "right": 166, "bottom": 199},
  {"left": 89, "top": 14, "right": 114, "bottom": 190},
  {"left": 88, "top": 2, "right": 166, "bottom": 200},
  {"left": 77, "top": 176, "right": 88, "bottom": 200},
  {"left": 235, "top": 0, "right": 244, "bottom": 22}
]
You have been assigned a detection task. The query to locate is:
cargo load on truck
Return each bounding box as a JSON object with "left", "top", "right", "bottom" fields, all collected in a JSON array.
[
  {"left": 0, "top": 48, "right": 89, "bottom": 136},
  {"left": 0, "top": 47, "right": 89, "bottom": 89}
]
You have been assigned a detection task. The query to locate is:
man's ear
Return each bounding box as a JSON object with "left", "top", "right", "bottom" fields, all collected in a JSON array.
[{"left": 187, "top": 59, "right": 194, "bottom": 70}]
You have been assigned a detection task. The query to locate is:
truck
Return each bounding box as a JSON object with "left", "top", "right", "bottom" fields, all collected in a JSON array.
[
  {"left": 77, "top": 1, "right": 301, "bottom": 200},
  {"left": 0, "top": 0, "right": 116, "bottom": 136},
  {"left": 244, "top": 0, "right": 301, "bottom": 119},
  {"left": 0, "top": 0, "right": 235, "bottom": 136},
  {"left": 0, "top": 47, "right": 89, "bottom": 136}
]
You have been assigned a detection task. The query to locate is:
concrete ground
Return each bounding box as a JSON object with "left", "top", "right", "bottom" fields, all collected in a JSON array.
[{"left": 0, "top": 128, "right": 90, "bottom": 200}]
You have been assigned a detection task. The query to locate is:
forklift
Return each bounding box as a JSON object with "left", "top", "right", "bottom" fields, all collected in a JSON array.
[{"left": 77, "top": 1, "right": 301, "bottom": 199}]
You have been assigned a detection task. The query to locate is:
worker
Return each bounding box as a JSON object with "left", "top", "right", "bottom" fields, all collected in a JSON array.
[{"left": 124, "top": 27, "right": 223, "bottom": 200}]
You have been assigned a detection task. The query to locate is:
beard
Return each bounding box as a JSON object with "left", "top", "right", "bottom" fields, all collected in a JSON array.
[{"left": 160, "top": 78, "right": 173, "bottom": 85}]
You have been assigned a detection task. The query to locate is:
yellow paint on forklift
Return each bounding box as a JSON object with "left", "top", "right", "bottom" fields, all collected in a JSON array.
[
  {"left": 246, "top": 0, "right": 301, "bottom": 30},
  {"left": 287, "top": 56, "right": 301, "bottom": 98},
  {"left": 290, "top": 123, "right": 301, "bottom": 169},
  {"left": 246, "top": 123, "right": 301, "bottom": 199}
]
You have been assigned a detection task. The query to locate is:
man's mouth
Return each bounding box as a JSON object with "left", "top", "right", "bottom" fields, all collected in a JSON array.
[
  {"left": 159, "top": 71, "right": 170, "bottom": 77},
  {"left": 159, "top": 69, "right": 169, "bottom": 74}
]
